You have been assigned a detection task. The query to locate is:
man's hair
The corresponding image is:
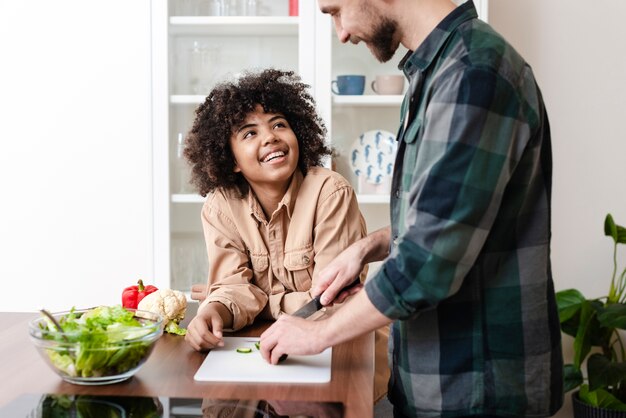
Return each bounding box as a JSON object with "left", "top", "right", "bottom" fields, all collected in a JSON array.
[{"left": 184, "top": 68, "right": 332, "bottom": 197}]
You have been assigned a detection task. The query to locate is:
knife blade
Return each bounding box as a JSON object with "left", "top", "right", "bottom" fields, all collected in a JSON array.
[{"left": 292, "top": 278, "right": 361, "bottom": 319}]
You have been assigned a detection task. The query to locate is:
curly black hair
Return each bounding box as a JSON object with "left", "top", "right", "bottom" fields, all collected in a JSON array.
[{"left": 184, "top": 68, "right": 332, "bottom": 197}]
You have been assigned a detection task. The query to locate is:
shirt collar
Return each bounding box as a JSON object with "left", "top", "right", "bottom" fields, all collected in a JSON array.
[
  {"left": 247, "top": 169, "right": 303, "bottom": 224},
  {"left": 398, "top": 0, "right": 477, "bottom": 77}
]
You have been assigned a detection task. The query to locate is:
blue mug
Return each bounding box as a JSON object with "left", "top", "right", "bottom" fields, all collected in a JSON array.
[{"left": 331, "top": 75, "right": 366, "bottom": 95}]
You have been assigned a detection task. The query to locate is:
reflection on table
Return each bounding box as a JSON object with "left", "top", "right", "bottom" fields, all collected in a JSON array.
[{"left": 0, "top": 393, "right": 344, "bottom": 418}]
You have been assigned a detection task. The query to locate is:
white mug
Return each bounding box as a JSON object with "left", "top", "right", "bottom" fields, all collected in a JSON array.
[{"left": 371, "top": 74, "right": 405, "bottom": 95}]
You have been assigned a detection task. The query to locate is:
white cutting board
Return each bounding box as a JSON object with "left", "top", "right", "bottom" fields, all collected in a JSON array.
[{"left": 194, "top": 337, "right": 332, "bottom": 383}]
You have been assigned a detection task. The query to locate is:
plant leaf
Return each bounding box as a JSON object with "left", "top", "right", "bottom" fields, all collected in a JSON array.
[
  {"left": 605, "top": 214, "right": 618, "bottom": 242},
  {"left": 573, "top": 300, "right": 595, "bottom": 368},
  {"left": 579, "top": 385, "right": 596, "bottom": 406},
  {"left": 563, "top": 364, "right": 583, "bottom": 392},
  {"left": 561, "top": 316, "right": 579, "bottom": 338},
  {"left": 579, "top": 384, "right": 626, "bottom": 411},
  {"left": 588, "top": 301, "right": 614, "bottom": 347},
  {"left": 617, "top": 225, "right": 626, "bottom": 245},
  {"left": 604, "top": 214, "right": 626, "bottom": 243},
  {"left": 556, "top": 289, "right": 585, "bottom": 323},
  {"left": 579, "top": 385, "right": 595, "bottom": 405},
  {"left": 587, "top": 353, "right": 626, "bottom": 391},
  {"left": 598, "top": 303, "right": 626, "bottom": 329}
]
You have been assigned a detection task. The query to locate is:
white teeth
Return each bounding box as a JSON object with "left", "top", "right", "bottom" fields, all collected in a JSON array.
[{"left": 263, "top": 151, "right": 285, "bottom": 162}]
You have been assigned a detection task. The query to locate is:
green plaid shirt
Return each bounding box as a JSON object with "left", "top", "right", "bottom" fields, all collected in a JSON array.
[{"left": 364, "top": 2, "right": 563, "bottom": 417}]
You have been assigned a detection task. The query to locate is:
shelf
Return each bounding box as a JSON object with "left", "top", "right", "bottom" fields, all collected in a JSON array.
[
  {"left": 172, "top": 193, "right": 388, "bottom": 205},
  {"left": 170, "top": 95, "right": 205, "bottom": 104},
  {"left": 332, "top": 95, "right": 403, "bottom": 106},
  {"left": 169, "top": 16, "right": 299, "bottom": 36},
  {"left": 357, "top": 194, "right": 390, "bottom": 204},
  {"left": 171, "top": 194, "right": 205, "bottom": 203},
  {"left": 171, "top": 96, "right": 404, "bottom": 108}
]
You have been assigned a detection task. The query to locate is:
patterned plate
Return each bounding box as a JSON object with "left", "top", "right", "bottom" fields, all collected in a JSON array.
[{"left": 349, "top": 130, "right": 397, "bottom": 185}]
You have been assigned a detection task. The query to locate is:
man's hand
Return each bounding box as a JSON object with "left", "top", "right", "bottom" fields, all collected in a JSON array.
[
  {"left": 261, "top": 291, "right": 392, "bottom": 366},
  {"left": 259, "top": 315, "right": 327, "bottom": 364},
  {"left": 185, "top": 302, "right": 229, "bottom": 351},
  {"left": 314, "top": 226, "right": 392, "bottom": 306},
  {"left": 313, "top": 244, "right": 365, "bottom": 306}
]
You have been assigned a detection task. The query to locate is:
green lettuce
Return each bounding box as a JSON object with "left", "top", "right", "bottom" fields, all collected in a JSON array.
[{"left": 41, "top": 306, "right": 158, "bottom": 378}]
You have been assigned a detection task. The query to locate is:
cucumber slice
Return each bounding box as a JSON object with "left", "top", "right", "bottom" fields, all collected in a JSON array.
[{"left": 236, "top": 347, "right": 252, "bottom": 354}]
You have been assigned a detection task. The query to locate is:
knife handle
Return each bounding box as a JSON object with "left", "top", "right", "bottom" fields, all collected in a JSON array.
[
  {"left": 310, "top": 294, "right": 324, "bottom": 310},
  {"left": 342, "top": 277, "right": 362, "bottom": 293},
  {"left": 317, "top": 277, "right": 361, "bottom": 307}
]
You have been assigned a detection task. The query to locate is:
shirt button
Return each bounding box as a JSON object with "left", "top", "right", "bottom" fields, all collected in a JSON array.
[
  {"left": 394, "top": 189, "right": 400, "bottom": 198},
  {"left": 303, "top": 255, "right": 310, "bottom": 264},
  {"left": 393, "top": 236, "right": 399, "bottom": 245}
]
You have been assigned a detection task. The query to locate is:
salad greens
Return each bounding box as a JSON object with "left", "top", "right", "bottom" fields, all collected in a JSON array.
[{"left": 39, "top": 305, "right": 160, "bottom": 379}]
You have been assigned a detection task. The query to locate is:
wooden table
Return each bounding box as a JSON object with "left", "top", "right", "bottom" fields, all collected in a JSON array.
[{"left": 0, "top": 312, "right": 373, "bottom": 417}]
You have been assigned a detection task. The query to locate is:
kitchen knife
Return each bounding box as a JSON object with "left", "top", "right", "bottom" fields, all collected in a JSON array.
[
  {"left": 271, "top": 279, "right": 361, "bottom": 363},
  {"left": 292, "top": 278, "right": 362, "bottom": 319}
]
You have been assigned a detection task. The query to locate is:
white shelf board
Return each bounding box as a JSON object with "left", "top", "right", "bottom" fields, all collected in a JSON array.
[
  {"left": 169, "top": 94, "right": 401, "bottom": 106},
  {"left": 332, "top": 95, "right": 403, "bottom": 107},
  {"left": 356, "top": 194, "right": 390, "bottom": 204},
  {"left": 170, "top": 95, "right": 204, "bottom": 104},
  {"left": 169, "top": 16, "right": 299, "bottom": 36},
  {"left": 171, "top": 194, "right": 205, "bottom": 203},
  {"left": 172, "top": 193, "right": 388, "bottom": 205}
]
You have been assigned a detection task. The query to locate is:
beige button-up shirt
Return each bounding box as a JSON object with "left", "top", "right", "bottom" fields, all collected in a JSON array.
[{"left": 199, "top": 167, "right": 367, "bottom": 331}]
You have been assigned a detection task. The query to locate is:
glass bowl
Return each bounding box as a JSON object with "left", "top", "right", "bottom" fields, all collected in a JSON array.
[{"left": 29, "top": 306, "right": 163, "bottom": 385}]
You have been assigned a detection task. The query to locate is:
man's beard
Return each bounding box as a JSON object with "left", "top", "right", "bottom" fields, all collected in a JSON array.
[{"left": 368, "top": 17, "right": 399, "bottom": 63}]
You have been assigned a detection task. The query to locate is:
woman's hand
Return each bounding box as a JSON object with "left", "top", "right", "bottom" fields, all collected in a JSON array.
[
  {"left": 185, "top": 302, "right": 228, "bottom": 351},
  {"left": 190, "top": 283, "right": 208, "bottom": 302}
]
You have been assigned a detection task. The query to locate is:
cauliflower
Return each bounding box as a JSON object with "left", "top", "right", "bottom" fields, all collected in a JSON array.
[{"left": 138, "top": 288, "right": 187, "bottom": 335}]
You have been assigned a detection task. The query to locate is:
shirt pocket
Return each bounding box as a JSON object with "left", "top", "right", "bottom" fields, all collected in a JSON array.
[
  {"left": 250, "top": 253, "right": 269, "bottom": 272},
  {"left": 249, "top": 252, "right": 271, "bottom": 294},
  {"left": 283, "top": 246, "right": 314, "bottom": 291}
]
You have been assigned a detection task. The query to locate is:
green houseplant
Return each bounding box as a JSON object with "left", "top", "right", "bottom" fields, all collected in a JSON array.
[{"left": 557, "top": 213, "right": 626, "bottom": 414}]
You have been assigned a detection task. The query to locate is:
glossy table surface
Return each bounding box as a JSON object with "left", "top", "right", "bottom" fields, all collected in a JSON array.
[{"left": 0, "top": 312, "right": 373, "bottom": 417}]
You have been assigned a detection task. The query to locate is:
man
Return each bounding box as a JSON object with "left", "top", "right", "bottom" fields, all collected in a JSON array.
[{"left": 260, "top": 0, "right": 563, "bottom": 417}]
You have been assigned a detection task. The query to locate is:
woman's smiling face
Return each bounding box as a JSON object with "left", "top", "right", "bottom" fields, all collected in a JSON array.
[{"left": 230, "top": 105, "right": 300, "bottom": 195}]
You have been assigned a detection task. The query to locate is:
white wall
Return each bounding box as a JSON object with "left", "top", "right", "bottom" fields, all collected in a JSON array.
[
  {"left": 489, "top": 1, "right": 626, "bottom": 416},
  {"left": 0, "top": 1, "right": 154, "bottom": 311}
]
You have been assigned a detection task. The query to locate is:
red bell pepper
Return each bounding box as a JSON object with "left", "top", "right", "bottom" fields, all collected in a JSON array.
[{"left": 122, "top": 279, "right": 158, "bottom": 309}]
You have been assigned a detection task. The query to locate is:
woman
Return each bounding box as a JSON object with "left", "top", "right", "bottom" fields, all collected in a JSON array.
[{"left": 184, "top": 68, "right": 388, "bottom": 402}]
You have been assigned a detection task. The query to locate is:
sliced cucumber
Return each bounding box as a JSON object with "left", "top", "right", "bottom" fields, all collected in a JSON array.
[{"left": 236, "top": 347, "right": 252, "bottom": 354}]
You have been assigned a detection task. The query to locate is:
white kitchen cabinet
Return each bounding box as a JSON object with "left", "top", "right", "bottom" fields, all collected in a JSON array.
[
  {"left": 151, "top": 0, "right": 488, "bottom": 291},
  {"left": 151, "top": 0, "right": 317, "bottom": 292}
]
